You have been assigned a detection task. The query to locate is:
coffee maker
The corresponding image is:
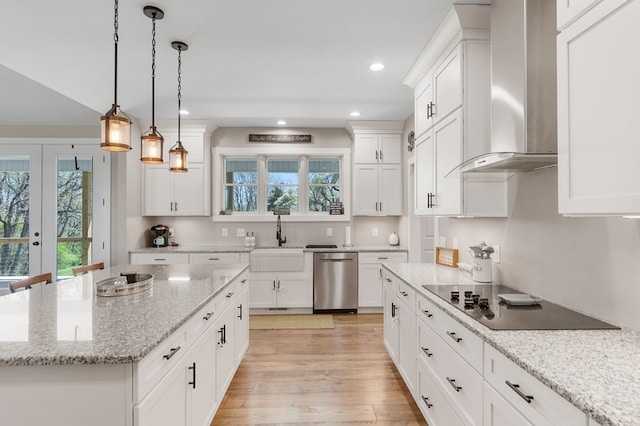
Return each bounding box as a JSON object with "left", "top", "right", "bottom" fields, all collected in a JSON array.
[{"left": 150, "top": 224, "right": 170, "bottom": 247}]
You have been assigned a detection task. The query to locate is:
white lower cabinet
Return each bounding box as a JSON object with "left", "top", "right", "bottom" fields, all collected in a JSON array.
[
  {"left": 358, "top": 252, "right": 408, "bottom": 308},
  {"left": 135, "top": 273, "right": 249, "bottom": 426},
  {"left": 249, "top": 274, "right": 311, "bottom": 308},
  {"left": 417, "top": 363, "right": 465, "bottom": 426},
  {"left": 385, "top": 267, "right": 589, "bottom": 426}
]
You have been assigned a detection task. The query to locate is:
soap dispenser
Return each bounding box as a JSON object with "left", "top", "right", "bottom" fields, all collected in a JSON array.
[{"left": 244, "top": 232, "right": 251, "bottom": 247}]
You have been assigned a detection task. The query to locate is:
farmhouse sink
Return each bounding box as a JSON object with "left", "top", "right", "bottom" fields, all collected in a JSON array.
[{"left": 250, "top": 247, "right": 305, "bottom": 272}]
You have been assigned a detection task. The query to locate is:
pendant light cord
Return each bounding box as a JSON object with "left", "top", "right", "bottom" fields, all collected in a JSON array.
[
  {"left": 177, "top": 46, "right": 182, "bottom": 140},
  {"left": 113, "top": 0, "right": 119, "bottom": 107},
  {"left": 151, "top": 12, "right": 157, "bottom": 129}
]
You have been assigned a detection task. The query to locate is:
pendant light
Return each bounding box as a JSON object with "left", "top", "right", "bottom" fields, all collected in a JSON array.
[
  {"left": 100, "top": 0, "right": 132, "bottom": 152},
  {"left": 140, "top": 6, "right": 165, "bottom": 164},
  {"left": 169, "top": 41, "right": 189, "bottom": 173}
]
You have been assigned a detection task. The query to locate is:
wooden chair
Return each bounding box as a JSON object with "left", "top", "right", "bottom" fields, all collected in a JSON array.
[
  {"left": 9, "top": 272, "right": 53, "bottom": 293},
  {"left": 72, "top": 262, "right": 105, "bottom": 276}
]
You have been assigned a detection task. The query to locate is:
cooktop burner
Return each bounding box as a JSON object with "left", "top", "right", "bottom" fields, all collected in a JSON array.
[{"left": 421, "top": 283, "right": 619, "bottom": 330}]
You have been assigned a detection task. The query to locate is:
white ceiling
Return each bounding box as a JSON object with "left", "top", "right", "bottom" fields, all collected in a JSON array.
[{"left": 0, "top": 0, "right": 489, "bottom": 129}]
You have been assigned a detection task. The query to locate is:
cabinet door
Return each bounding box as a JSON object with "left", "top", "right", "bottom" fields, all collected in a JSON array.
[
  {"left": 353, "top": 134, "right": 379, "bottom": 163},
  {"left": 234, "top": 287, "right": 250, "bottom": 366},
  {"left": 188, "top": 324, "right": 217, "bottom": 426},
  {"left": 277, "top": 278, "right": 312, "bottom": 308},
  {"left": 379, "top": 134, "right": 401, "bottom": 164},
  {"left": 214, "top": 307, "right": 235, "bottom": 399},
  {"left": 143, "top": 165, "right": 174, "bottom": 216},
  {"left": 432, "top": 45, "right": 463, "bottom": 125},
  {"left": 173, "top": 165, "right": 207, "bottom": 216},
  {"left": 414, "top": 133, "right": 434, "bottom": 215},
  {"left": 383, "top": 286, "right": 399, "bottom": 362},
  {"left": 484, "top": 382, "right": 533, "bottom": 426},
  {"left": 358, "top": 263, "right": 383, "bottom": 307},
  {"left": 379, "top": 165, "right": 402, "bottom": 216},
  {"left": 397, "top": 298, "right": 416, "bottom": 394},
  {"left": 558, "top": 0, "right": 640, "bottom": 215},
  {"left": 353, "top": 164, "right": 380, "bottom": 215},
  {"left": 557, "top": 0, "right": 603, "bottom": 30},
  {"left": 417, "top": 364, "right": 465, "bottom": 426},
  {"left": 433, "top": 110, "right": 463, "bottom": 216},
  {"left": 135, "top": 357, "right": 188, "bottom": 426},
  {"left": 415, "top": 78, "right": 434, "bottom": 139},
  {"left": 249, "top": 278, "right": 277, "bottom": 308}
]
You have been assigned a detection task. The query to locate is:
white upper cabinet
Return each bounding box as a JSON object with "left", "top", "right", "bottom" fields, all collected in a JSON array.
[
  {"left": 556, "top": 0, "right": 603, "bottom": 30},
  {"left": 353, "top": 133, "right": 402, "bottom": 164},
  {"left": 557, "top": 0, "right": 640, "bottom": 215},
  {"left": 405, "top": 5, "right": 508, "bottom": 217}
]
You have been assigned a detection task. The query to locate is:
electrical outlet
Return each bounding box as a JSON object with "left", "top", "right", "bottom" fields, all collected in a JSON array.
[
  {"left": 493, "top": 245, "right": 501, "bottom": 263},
  {"left": 236, "top": 228, "right": 245, "bottom": 237},
  {"left": 372, "top": 228, "right": 378, "bottom": 237},
  {"left": 222, "top": 228, "right": 228, "bottom": 238},
  {"left": 327, "top": 227, "right": 333, "bottom": 237}
]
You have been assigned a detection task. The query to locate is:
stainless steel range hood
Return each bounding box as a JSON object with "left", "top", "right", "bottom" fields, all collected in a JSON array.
[{"left": 457, "top": 0, "right": 557, "bottom": 174}]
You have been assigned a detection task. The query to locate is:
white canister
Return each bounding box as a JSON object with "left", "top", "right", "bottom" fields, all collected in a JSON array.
[
  {"left": 388, "top": 232, "right": 399, "bottom": 246},
  {"left": 472, "top": 258, "right": 493, "bottom": 283}
]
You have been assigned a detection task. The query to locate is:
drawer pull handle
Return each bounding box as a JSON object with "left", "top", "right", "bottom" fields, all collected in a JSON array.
[
  {"left": 421, "top": 346, "right": 433, "bottom": 357},
  {"left": 203, "top": 312, "right": 214, "bottom": 321},
  {"left": 447, "top": 377, "right": 462, "bottom": 392},
  {"left": 226, "top": 292, "right": 234, "bottom": 299},
  {"left": 163, "top": 346, "right": 181, "bottom": 360},
  {"left": 385, "top": 277, "right": 392, "bottom": 283},
  {"left": 208, "top": 257, "right": 220, "bottom": 261},
  {"left": 446, "top": 331, "right": 462, "bottom": 343},
  {"left": 378, "top": 257, "right": 388, "bottom": 260},
  {"left": 421, "top": 395, "right": 433, "bottom": 408},
  {"left": 506, "top": 381, "right": 534, "bottom": 404},
  {"left": 421, "top": 309, "right": 433, "bottom": 318},
  {"left": 400, "top": 291, "right": 409, "bottom": 297},
  {"left": 241, "top": 279, "right": 247, "bottom": 284},
  {"left": 188, "top": 362, "right": 196, "bottom": 389},
  {"left": 154, "top": 258, "right": 166, "bottom": 261}
]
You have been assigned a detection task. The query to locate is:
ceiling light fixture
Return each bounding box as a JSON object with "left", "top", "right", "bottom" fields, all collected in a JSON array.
[
  {"left": 140, "top": 6, "right": 165, "bottom": 164},
  {"left": 276, "top": 120, "right": 287, "bottom": 125},
  {"left": 350, "top": 111, "right": 361, "bottom": 117},
  {"left": 100, "top": 0, "right": 132, "bottom": 152},
  {"left": 169, "top": 41, "right": 189, "bottom": 173},
  {"left": 369, "top": 63, "right": 385, "bottom": 71},
  {"left": 179, "top": 109, "right": 190, "bottom": 115}
]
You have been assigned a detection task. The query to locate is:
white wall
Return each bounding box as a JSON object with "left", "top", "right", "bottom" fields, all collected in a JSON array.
[{"left": 439, "top": 167, "right": 640, "bottom": 330}]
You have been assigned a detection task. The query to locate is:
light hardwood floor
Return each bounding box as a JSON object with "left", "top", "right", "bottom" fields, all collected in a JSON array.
[{"left": 212, "top": 313, "right": 427, "bottom": 425}]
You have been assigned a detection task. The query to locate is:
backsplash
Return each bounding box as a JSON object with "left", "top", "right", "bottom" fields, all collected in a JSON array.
[{"left": 440, "top": 167, "right": 640, "bottom": 331}]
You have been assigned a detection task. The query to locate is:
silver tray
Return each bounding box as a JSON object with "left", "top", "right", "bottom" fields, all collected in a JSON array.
[
  {"left": 96, "top": 274, "right": 153, "bottom": 297},
  {"left": 497, "top": 293, "right": 542, "bottom": 306}
]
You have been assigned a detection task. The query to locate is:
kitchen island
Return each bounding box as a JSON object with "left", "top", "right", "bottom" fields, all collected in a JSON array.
[
  {"left": 0, "top": 263, "right": 249, "bottom": 426},
  {"left": 383, "top": 262, "right": 640, "bottom": 426}
]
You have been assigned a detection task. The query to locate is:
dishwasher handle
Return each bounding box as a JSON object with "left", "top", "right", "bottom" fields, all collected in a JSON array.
[{"left": 320, "top": 258, "right": 354, "bottom": 262}]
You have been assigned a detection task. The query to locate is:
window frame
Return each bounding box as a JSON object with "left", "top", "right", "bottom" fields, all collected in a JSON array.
[{"left": 213, "top": 146, "right": 351, "bottom": 222}]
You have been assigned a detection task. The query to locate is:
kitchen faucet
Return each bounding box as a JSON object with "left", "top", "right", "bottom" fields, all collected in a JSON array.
[{"left": 276, "top": 214, "right": 287, "bottom": 246}]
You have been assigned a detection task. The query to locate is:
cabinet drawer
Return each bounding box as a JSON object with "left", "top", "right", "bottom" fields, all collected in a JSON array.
[
  {"left": 416, "top": 292, "right": 483, "bottom": 372},
  {"left": 484, "top": 344, "right": 586, "bottom": 425},
  {"left": 130, "top": 253, "right": 189, "bottom": 265},
  {"left": 417, "top": 363, "right": 465, "bottom": 426},
  {"left": 396, "top": 280, "right": 416, "bottom": 313},
  {"left": 418, "top": 317, "right": 483, "bottom": 425},
  {"left": 134, "top": 328, "right": 188, "bottom": 403},
  {"left": 189, "top": 252, "right": 241, "bottom": 264},
  {"left": 359, "top": 252, "right": 407, "bottom": 264},
  {"left": 187, "top": 297, "right": 218, "bottom": 346},
  {"left": 218, "top": 281, "right": 238, "bottom": 311}
]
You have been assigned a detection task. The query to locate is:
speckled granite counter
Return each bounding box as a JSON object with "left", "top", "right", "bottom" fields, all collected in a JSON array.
[
  {"left": 129, "top": 245, "right": 407, "bottom": 254},
  {"left": 383, "top": 262, "right": 639, "bottom": 426},
  {"left": 0, "top": 263, "right": 248, "bottom": 366}
]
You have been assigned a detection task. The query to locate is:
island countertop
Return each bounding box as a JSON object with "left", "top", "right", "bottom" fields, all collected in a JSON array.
[
  {"left": 383, "top": 262, "right": 640, "bottom": 426},
  {"left": 0, "top": 263, "right": 248, "bottom": 366}
]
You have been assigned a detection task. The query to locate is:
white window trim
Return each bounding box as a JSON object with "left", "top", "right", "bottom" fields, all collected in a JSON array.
[{"left": 212, "top": 146, "right": 351, "bottom": 222}]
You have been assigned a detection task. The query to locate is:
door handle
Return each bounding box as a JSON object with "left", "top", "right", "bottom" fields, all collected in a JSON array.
[{"left": 188, "top": 362, "right": 196, "bottom": 389}]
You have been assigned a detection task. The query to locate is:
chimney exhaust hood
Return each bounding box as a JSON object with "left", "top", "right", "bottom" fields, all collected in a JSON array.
[{"left": 455, "top": 0, "right": 557, "bottom": 174}]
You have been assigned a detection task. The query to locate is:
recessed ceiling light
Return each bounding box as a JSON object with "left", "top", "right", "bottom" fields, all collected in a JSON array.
[
  {"left": 350, "top": 111, "right": 361, "bottom": 117},
  {"left": 276, "top": 120, "right": 287, "bottom": 125},
  {"left": 179, "top": 109, "right": 189, "bottom": 115},
  {"left": 369, "top": 63, "right": 385, "bottom": 71}
]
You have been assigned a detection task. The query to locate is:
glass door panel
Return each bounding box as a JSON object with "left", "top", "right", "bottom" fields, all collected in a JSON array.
[{"left": 0, "top": 146, "right": 42, "bottom": 294}]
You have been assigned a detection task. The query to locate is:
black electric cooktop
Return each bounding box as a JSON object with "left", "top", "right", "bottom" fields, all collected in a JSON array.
[{"left": 421, "top": 284, "right": 620, "bottom": 331}]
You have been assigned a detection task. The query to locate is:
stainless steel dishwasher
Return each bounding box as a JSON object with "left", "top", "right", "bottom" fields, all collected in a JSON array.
[{"left": 313, "top": 252, "right": 358, "bottom": 313}]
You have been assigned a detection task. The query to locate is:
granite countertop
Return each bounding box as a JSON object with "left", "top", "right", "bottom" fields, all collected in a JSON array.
[
  {"left": 0, "top": 263, "right": 248, "bottom": 366},
  {"left": 130, "top": 245, "right": 408, "bottom": 254},
  {"left": 383, "top": 262, "right": 640, "bottom": 426}
]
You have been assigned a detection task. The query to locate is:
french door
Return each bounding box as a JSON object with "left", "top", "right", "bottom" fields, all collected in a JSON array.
[{"left": 0, "top": 143, "right": 110, "bottom": 284}]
